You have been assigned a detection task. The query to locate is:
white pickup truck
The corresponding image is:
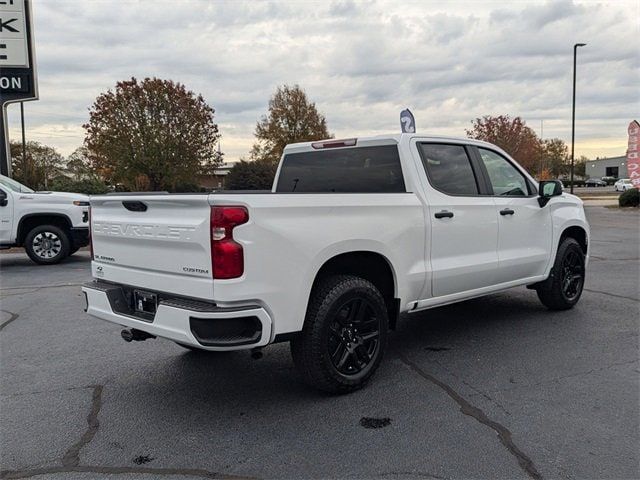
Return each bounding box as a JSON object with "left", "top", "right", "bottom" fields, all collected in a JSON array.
[
  {"left": 0, "top": 175, "right": 90, "bottom": 264},
  {"left": 83, "top": 134, "right": 589, "bottom": 393}
]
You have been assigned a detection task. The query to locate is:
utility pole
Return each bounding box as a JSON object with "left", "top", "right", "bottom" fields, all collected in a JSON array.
[
  {"left": 570, "top": 43, "right": 587, "bottom": 193},
  {"left": 539, "top": 119, "right": 544, "bottom": 178},
  {"left": 20, "top": 102, "right": 26, "bottom": 166}
]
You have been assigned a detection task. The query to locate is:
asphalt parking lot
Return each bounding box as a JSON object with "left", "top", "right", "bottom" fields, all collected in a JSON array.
[{"left": 1, "top": 206, "right": 638, "bottom": 480}]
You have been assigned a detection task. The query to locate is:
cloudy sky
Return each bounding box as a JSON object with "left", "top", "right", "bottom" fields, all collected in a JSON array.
[{"left": 7, "top": 0, "right": 639, "bottom": 161}]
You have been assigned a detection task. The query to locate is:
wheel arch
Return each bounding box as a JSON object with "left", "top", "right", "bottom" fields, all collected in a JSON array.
[
  {"left": 309, "top": 250, "right": 400, "bottom": 330},
  {"left": 17, "top": 213, "right": 72, "bottom": 245},
  {"left": 559, "top": 225, "right": 588, "bottom": 255}
]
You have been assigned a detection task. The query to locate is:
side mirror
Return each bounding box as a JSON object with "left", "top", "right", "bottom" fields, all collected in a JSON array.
[
  {"left": 537, "top": 180, "right": 563, "bottom": 207},
  {"left": 0, "top": 190, "right": 7, "bottom": 207}
]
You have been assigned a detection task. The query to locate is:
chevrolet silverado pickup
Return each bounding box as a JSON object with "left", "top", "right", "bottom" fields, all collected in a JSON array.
[
  {"left": 0, "top": 175, "right": 90, "bottom": 264},
  {"left": 83, "top": 134, "right": 589, "bottom": 393}
]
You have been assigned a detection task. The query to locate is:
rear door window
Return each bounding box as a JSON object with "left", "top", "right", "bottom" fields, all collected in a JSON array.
[
  {"left": 275, "top": 145, "right": 405, "bottom": 193},
  {"left": 417, "top": 143, "right": 479, "bottom": 195}
]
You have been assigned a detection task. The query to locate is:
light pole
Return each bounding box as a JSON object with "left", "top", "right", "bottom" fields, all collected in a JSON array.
[{"left": 570, "top": 43, "right": 586, "bottom": 194}]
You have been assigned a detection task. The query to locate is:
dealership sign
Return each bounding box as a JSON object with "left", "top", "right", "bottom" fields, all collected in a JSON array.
[
  {"left": 627, "top": 120, "right": 640, "bottom": 188},
  {"left": 0, "top": 0, "right": 38, "bottom": 177}
]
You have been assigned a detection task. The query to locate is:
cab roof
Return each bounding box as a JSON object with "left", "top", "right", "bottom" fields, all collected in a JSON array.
[{"left": 283, "top": 133, "right": 501, "bottom": 153}]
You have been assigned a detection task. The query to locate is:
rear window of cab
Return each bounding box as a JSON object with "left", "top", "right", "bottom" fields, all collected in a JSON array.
[{"left": 275, "top": 145, "right": 405, "bottom": 193}]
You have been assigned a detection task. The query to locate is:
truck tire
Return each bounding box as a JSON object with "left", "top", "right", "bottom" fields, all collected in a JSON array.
[
  {"left": 291, "top": 275, "right": 388, "bottom": 394},
  {"left": 24, "top": 225, "right": 71, "bottom": 265},
  {"left": 536, "top": 238, "right": 585, "bottom": 310}
]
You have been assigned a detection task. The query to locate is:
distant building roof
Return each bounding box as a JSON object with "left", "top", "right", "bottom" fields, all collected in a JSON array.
[
  {"left": 588, "top": 155, "right": 626, "bottom": 163},
  {"left": 213, "top": 162, "right": 234, "bottom": 176}
]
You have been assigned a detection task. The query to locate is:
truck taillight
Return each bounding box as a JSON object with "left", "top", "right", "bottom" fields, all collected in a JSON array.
[
  {"left": 89, "top": 206, "right": 94, "bottom": 260},
  {"left": 210, "top": 206, "right": 248, "bottom": 279}
]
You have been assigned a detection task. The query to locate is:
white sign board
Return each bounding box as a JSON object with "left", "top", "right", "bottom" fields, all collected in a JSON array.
[{"left": 0, "top": 0, "right": 29, "bottom": 67}]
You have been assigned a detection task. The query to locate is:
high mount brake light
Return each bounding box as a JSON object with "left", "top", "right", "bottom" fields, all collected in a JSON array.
[
  {"left": 311, "top": 138, "right": 357, "bottom": 149},
  {"left": 210, "top": 206, "right": 249, "bottom": 279}
]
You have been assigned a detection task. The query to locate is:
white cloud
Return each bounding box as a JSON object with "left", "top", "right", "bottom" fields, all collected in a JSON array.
[{"left": 6, "top": 0, "right": 639, "bottom": 161}]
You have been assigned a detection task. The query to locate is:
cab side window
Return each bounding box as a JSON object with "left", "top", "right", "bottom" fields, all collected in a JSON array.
[
  {"left": 418, "top": 143, "right": 479, "bottom": 196},
  {"left": 478, "top": 148, "right": 530, "bottom": 196}
]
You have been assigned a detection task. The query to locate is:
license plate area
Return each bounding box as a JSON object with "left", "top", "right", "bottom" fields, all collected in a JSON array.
[{"left": 134, "top": 290, "right": 157, "bottom": 317}]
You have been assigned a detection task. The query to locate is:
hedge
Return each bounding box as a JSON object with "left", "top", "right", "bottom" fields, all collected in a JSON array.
[
  {"left": 561, "top": 180, "right": 586, "bottom": 188},
  {"left": 619, "top": 188, "right": 639, "bottom": 207}
]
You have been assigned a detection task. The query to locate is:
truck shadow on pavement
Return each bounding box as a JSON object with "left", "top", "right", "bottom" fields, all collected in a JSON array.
[{"left": 149, "top": 290, "right": 553, "bottom": 401}]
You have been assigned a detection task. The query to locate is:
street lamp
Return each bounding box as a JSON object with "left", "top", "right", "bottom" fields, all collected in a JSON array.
[{"left": 570, "top": 43, "right": 587, "bottom": 194}]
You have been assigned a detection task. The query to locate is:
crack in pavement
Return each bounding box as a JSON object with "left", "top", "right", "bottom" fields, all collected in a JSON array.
[
  {"left": 0, "top": 466, "right": 255, "bottom": 479},
  {"left": 583, "top": 288, "right": 639, "bottom": 302},
  {"left": 61, "top": 385, "right": 104, "bottom": 467},
  {"left": 2, "top": 384, "right": 257, "bottom": 480},
  {"left": 0, "top": 289, "right": 43, "bottom": 299},
  {"left": 377, "top": 470, "right": 449, "bottom": 479},
  {"left": 429, "top": 357, "right": 512, "bottom": 418},
  {"left": 399, "top": 354, "right": 543, "bottom": 480},
  {"left": 1, "top": 385, "right": 99, "bottom": 399},
  {"left": 0, "top": 310, "right": 19, "bottom": 332}
]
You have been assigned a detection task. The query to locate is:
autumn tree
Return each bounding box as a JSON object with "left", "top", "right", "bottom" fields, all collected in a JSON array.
[
  {"left": 466, "top": 115, "right": 541, "bottom": 173},
  {"left": 250, "top": 84, "right": 332, "bottom": 163},
  {"left": 541, "top": 138, "right": 569, "bottom": 178},
  {"left": 84, "top": 77, "right": 221, "bottom": 191},
  {"left": 10, "top": 141, "right": 64, "bottom": 190}
]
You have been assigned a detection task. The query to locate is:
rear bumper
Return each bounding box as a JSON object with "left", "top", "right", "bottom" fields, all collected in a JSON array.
[{"left": 82, "top": 281, "right": 273, "bottom": 351}]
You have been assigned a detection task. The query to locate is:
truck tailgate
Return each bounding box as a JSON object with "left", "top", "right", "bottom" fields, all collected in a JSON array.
[{"left": 90, "top": 194, "right": 213, "bottom": 299}]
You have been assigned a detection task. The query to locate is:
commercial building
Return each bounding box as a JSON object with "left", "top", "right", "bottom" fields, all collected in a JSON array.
[
  {"left": 196, "top": 162, "right": 234, "bottom": 190},
  {"left": 585, "top": 156, "right": 628, "bottom": 179}
]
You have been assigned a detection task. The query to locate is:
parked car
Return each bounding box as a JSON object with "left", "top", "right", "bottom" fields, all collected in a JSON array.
[
  {"left": 83, "top": 134, "right": 590, "bottom": 393},
  {"left": 585, "top": 178, "right": 607, "bottom": 187},
  {"left": 0, "top": 175, "right": 90, "bottom": 264},
  {"left": 614, "top": 178, "right": 634, "bottom": 192}
]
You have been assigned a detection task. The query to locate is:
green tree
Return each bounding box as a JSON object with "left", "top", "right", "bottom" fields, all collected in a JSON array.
[
  {"left": 64, "top": 146, "right": 92, "bottom": 181},
  {"left": 466, "top": 115, "right": 542, "bottom": 174},
  {"left": 84, "top": 77, "right": 222, "bottom": 191},
  {"left": 47, "top": 146, "right": 109, "bottom": 194},
  {"left": 574, "top": 155, "right": 588, "bottom": 178},
  {"left": 250, "top": 84, "right": 332, "bottom": 163},
  {"left": 48, "top": 176, "right": 109, "bottom": 195},
  {"left": 226, "top": 160, "right": 277, "bottom": 190},
  {"left": 10, "top": 141, "right": 64, "bottom": 190},
  {"left": 541, "top": 138, "right": 569, "bottom": 178}
]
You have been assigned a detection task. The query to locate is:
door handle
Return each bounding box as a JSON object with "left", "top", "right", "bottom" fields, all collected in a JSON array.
[
  {"left": 434, "top": 210, "right": 454, "bottom": 219},
  {"left": 500, "top": 208, "right": 515, "bottom": 216}
]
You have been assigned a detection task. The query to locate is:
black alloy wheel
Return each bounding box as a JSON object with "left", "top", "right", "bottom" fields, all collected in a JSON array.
[
  {"left": 328, "top": 297, "right": 381, "bottom": 376},
  {"left": 561, "top": 249, "right": 584, "bottom": 301}
]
